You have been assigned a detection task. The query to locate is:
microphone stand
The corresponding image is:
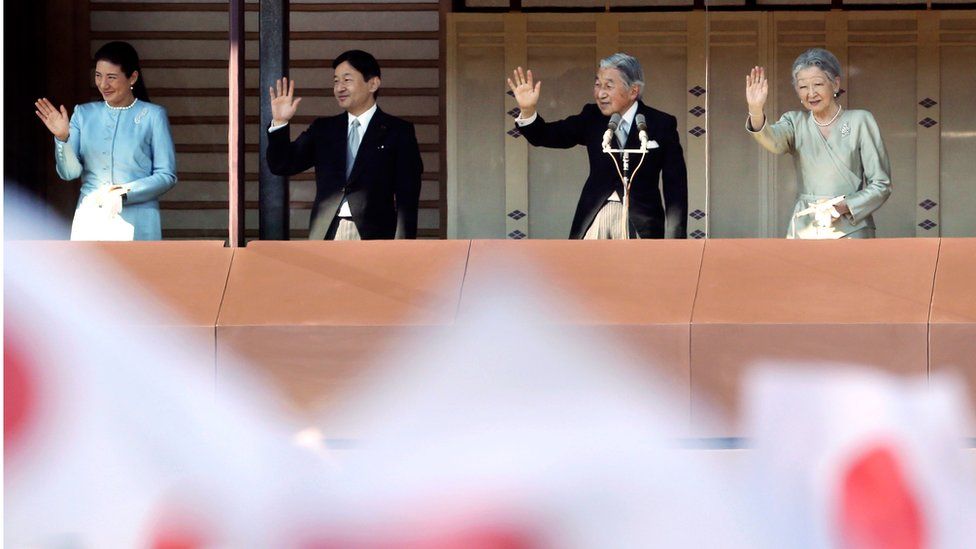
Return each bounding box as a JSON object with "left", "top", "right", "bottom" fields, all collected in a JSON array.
[{"left": 603, "top": 138, "right": 649, "bottom": 239}]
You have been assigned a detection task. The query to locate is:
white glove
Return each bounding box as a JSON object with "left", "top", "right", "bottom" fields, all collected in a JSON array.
[
  {"left": 103, "top": 191, "right": 124, "bottom": 218},
  {"left": 86, "top": 185, "right": 126, "bottom": 218},
  {"left": 813, "top": 201, "right": 841, "bottom": 229},
  {"left": 796, "top": 196, "right": 844, "bottom": 229}
]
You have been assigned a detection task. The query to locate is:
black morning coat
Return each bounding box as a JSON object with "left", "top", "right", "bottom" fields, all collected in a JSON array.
[
  {"left": 267, "top": 107, "right": 423, "bottom": 240},
  {"left": 518, "top": 100, "right": 688, "bottom": 239}
]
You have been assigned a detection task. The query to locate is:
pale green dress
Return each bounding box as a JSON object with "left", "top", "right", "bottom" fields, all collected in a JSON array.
[{"left": 747, "top": 109, "right": 891, "bottom": 239}]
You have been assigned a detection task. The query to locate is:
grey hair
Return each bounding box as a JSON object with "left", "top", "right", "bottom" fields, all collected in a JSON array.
[
  {"left": 791, "top": 48, "right": 842, "bottom": 87},
  {"left": 599, "top": 52, "right": 645, "bottom": 98}
]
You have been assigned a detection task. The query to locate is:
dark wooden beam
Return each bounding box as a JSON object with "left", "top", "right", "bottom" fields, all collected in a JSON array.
[
  {"left": 259, "top": 0, "right": 290, "bottom": 240},
  {"left": 90, "top": 2, "right": 438, "bottom": 12},
  {"left": 90, "top": 30, "right": 438, "bottom": 41},
  {"left": 439, "top": 0, "right": 451, "bottom": 238},
  {"left": 140, "top": 59, "right": 439, "bottom": 69}
]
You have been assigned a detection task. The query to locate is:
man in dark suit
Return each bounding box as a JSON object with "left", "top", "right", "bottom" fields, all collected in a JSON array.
[
  {"left": 508, "top": 53, "right": 687, "bottom": 239},
  {"left": 267, "top": 50, "right": 423, "bottom": 240}
]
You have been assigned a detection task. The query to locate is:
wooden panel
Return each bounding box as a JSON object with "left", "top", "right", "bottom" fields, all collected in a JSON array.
[
  {"left": 686, "top": 12, "right": 708, "bottom": 239},
  {"left": 915, "top": 12, "right": 941, "bottom": 237},
  {"left": 939, "top": 14, "right": 976, "bottom": 237},
  {"left": 524, "top": 15, "right": 600, "bottom": 239},
  {"left": 707, "top": 14, "right": 763, "bottom": 238},
  {"left": 505, "top": 15, "right": 530, "bottom": 240},
  {"left": 847, "top": 14, "right": 918, "bottom": 238},
  {"left": 449, "top": 16, "right": 508, "bottom": 238}
]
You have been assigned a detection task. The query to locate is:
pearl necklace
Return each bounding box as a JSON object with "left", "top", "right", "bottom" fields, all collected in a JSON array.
[
  {"left": 812, "top": 104, "right": 842, "bottom": 127},
  {"left": 106, "top": 98, "right": 139, "bottom": 111}
]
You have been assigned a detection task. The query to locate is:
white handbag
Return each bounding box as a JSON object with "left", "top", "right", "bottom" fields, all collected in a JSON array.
[{"left": 70, "top": 192, "right": 134, "bottom": 241}]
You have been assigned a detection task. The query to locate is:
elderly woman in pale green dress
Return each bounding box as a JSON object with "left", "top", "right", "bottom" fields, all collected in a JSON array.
[{"left": 745, "top": 48, "right": 891, "bottom": 239}]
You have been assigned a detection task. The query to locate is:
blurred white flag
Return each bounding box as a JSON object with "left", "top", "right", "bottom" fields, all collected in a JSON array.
[
  {"left": 4, "top": 196, "right": 326, "bottom": 548},
  {"left": 293, "top": 270, "right": 763, "bottom": 548},
  {"left": 745, "top": 366, "right": 976, "bottom": 549}
]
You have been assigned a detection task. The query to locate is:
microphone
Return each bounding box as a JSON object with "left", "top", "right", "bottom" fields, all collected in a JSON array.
[
  {"left": 603, "top": 113, "right": 623, "bottom": 149},
  {"left": 635, "top": 113, "right": 649, "bottom": 148}
]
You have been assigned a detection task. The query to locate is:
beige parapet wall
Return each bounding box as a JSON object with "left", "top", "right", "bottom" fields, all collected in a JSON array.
[
  {"left": 215, "top": 240, "right": 472, "bottom": 421},
  {"left": 22, "top": 239, "right": 976, "bottom": 437},
  {"left": 8, "top": 241, "right": 233, "bottom": 376},
  {"left": 930, "top": 239, "right": 976, "bottom": 426},
  {"left": 459, "top": 239, "right": 705, "bottom": 431},
  {"left": 691, "top": 239, "right": 939, "bottom": 436}
]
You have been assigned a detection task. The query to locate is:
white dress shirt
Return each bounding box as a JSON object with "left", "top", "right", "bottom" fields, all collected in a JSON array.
[
  {"left": 338, "top": 104, "right": 377, "bottom": 217},
  {"left": 608, "top": 101, "right": 638, "bottom": 201}
]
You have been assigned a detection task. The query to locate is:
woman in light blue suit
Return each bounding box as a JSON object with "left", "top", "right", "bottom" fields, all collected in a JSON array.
[{"left": 35, "top": 41, "right": 176, "bottom": 240}]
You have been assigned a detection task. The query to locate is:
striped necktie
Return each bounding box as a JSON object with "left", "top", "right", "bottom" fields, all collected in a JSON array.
[
  {"left": 346, "top": 118, "right": 361, "bottom": 180},
  {"left": 616, "top": 121, "right": 628, "bottom": 149}
]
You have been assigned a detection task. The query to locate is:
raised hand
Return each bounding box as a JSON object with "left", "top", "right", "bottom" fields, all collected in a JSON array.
[
  {"left": 269, "top": 77, "right": 302, "bottom": 125},
  {"left": 506, "top": 67, "right": 541, "bottom": 119},
  {"left": 745, "top": 66, "right": 769, "bottom": 115},
  {"left": 35, "top": 98, "right": 70, "bottom": 141}
]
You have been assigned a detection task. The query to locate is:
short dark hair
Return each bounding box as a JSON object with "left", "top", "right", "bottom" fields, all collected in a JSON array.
[{"left": 332, "top": 50, "right": 381, "bottom": 82}]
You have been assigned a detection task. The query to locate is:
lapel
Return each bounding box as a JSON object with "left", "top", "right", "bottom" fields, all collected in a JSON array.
[
  {"left": 331, "top": 114, "right": 348, "bottom": 176},
  {"left": 347, "top": 107, "right": 389, "bottom": 185}
]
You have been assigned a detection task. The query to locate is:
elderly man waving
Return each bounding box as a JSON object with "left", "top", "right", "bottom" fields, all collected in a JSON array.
[{"left": 508, "top": 53, "right": 688, "bottom": 239}]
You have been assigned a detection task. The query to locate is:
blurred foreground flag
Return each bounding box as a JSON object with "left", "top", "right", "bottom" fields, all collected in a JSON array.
[
  {"left": 745, "top": 367, "right": 976, "bottom": 549},
  {"left": 295, "top": 272, "right": 763, "bottom": 548},
  {"left": 4, "top": 198, "right": 323, "bottom": 547}
]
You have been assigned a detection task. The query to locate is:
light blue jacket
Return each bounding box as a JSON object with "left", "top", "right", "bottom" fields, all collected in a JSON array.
[{"left": 55, "top": 100, "right": 177, "bottom": 240}]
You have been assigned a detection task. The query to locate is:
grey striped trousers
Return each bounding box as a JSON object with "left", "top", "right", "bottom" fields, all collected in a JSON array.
[
  {"left": 583, "top": 200, "right": 629, "bottom": 240},
  {"left": 334, "top": 218, "right": 361, "bottom": 240}
]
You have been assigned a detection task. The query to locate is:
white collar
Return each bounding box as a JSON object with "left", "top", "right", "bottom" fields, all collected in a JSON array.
[
  {"left": 348, "top": 103, "right": 378, "bottom": 129},
  {"left": 619, "top": 101, "right": 639, "bottom": 131}
]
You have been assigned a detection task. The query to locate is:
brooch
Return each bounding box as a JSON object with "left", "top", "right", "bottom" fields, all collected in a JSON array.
[
  {"left": 134, "top": 107, "right": 150, "bottom": 125},
  {"left": 840, "top": 122, "right": 850, "bottom": 137}
]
